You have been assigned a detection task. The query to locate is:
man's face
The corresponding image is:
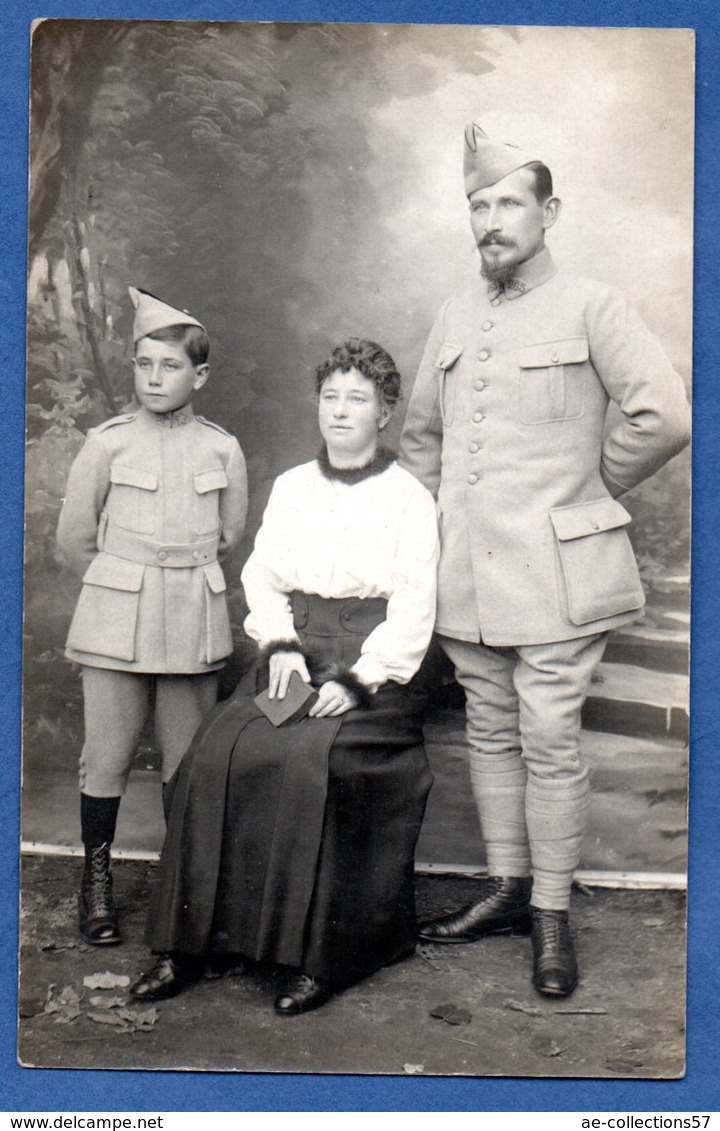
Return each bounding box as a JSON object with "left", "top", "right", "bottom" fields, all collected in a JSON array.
[
  {"left": 468, "top": 165, "right": 560, "bottom": 283},
  {"left": 133, "top": 337, "right": 208, "bottom": 414}
]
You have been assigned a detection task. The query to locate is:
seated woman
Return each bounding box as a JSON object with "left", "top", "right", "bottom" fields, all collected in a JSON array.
[{"left": 130, "top": 338, "right": 439, "bottom": 1016}]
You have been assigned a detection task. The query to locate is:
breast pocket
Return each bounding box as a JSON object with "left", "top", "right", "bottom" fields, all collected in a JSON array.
[
  {"left": 435, "top": 343, "right": 463, "bottom": 427},
  {"left": 194, "top": 467, "right": 228, "bottom": 535},
  {"left": 108, "top": 464, "right": 158, "bottom": 534},
  {"left": 518, "top": 337, "right": 588, "bottom": 424},
  {"left": 550, "top": 498, "right": 645, "bottom": 625}
]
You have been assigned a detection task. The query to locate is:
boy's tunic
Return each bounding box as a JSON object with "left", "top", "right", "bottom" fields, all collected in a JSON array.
[{"left": 57, "top": 404, "right": 247, "bottom": 673}]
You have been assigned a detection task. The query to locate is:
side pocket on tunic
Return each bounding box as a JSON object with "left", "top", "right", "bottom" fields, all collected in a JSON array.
[
  {"left": 203, "top": 560, "right": 233, "bottom": 663},
  {"left": 549, "top": 498, "right": 645, "bottom": 625},
  {"left": 66, "top": 555, "right": 145, "bottom": 661}
]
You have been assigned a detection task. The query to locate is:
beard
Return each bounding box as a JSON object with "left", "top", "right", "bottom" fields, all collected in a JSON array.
[
  {"left": 476, "top": 248, "right": 517, "bottom": 287},
  {"left": 476, "top": 234, "right": 517, "bottom": 285}
]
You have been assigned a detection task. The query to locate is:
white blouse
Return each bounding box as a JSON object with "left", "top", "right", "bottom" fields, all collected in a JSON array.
[{"left": 241, "top": 459, "right": 439, "bottom": 689}]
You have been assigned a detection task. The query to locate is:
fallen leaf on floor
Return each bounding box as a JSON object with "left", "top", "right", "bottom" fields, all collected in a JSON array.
[
  {"left": 642, "top": 918, "right": 666, "bottom": 928},
  {"left": 83, "top": 972, "right": 131, "bottom": 990},
  {"left": 39, "top": 939, "right": 79, "bottom": 954},
  {"left": 605, "top": 1057, "right": 644, "bottom": 1073},
  {"left": 403, "top": 1063, "right": 424, "bottom": 1074},
  {"left": 87, "top": 1006, "right": 159, "bottom": 1033},
  {"left": 504, "top": 998, "right": 542, "bottom": 1017},
  {"left": 89, "top": 995, "right": 126, "bottom": 1009},
  {"left": 44, "top": 984, "right": 82, "bottom": 1024},
  {"left": 429, "top": 1002, "right": 472, "bottom": 1026},
  {"left": 547, "top": 1041, "right": 565, "bottom": 1058}
]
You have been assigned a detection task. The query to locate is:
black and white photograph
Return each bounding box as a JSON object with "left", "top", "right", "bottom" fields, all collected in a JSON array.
[{"left": 19, "top": 19, "right": 692, "bottom": 1079}]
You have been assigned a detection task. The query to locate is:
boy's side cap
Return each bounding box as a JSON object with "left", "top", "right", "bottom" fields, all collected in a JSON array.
[{"left": 129, "top": 285, "right": 206, "bottom": 343}]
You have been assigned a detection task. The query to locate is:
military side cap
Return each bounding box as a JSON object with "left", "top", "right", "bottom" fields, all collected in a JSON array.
[
  {"left": 463, "top": 123, "right": 536, "bottom": 196},
  {"left": 128, "top": 286, "right": 205, "bottom": 342}
]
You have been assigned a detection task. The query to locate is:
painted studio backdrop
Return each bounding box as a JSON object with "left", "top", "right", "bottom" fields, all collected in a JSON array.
[{"left": 24, "top": 21, "right": 692, "bottom": 878}]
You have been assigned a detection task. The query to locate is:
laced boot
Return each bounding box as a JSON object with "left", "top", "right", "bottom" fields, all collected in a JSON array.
[
  {"left": 530, "top": 907, "right": 577, "bottom": 996},
  {"left": 419, "top": 876, "right": 532, "bottom": 943},
  {"left": 79, "top": 843, "right": 121, "bottom": 946}
]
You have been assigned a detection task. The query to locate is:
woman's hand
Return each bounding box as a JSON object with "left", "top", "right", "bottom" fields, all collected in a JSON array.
[
  {"left": 267, "top": 651, "right": 311, "bottom": 699},
  {"left": 309, "top": 680, "right": 359, "bottom": 718}
]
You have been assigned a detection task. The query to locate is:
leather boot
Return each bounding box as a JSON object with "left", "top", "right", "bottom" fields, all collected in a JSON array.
[
  {"left": 79, "top": 843, "right": 121, "bottom": 946},
  {"left": 418, "top": 876, "right": 532, "bottom": 943},
  {"left": 530, "top": 907, "right": 578, "bottom": 996}
]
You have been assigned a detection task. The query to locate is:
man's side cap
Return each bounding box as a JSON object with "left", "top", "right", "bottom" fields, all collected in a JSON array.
[
  {"left": 463, "top": 123, "right": 537, "bottom": 196},
  {"left": 129, "top": 286, "right": 205, "bottom": 342}
]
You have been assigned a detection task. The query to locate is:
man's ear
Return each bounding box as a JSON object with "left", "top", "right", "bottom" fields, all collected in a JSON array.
[
  {"left": 542, "top": 196, "right": 562, "bottom": 231},
  {"left": 193, "top": 364, "right": 210, "bottom": 391}
]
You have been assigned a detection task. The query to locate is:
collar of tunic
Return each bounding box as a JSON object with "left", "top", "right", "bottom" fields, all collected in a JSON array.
[{"left": 485, "top": 246, "right": 558, "bottom": 302}]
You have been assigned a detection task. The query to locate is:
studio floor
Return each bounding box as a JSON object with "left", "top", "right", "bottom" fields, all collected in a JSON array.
[{"left": 18, "top": 858, "right": 686, "bottom": 1080}]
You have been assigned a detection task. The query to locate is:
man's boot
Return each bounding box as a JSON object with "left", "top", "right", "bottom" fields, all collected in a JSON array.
[
  {"left": 418, "top": 876, "right": 532, "bottom": 943},
  {"left": 530, "top": 907, "right": 577, "bottom": 996},
  {"left": 79, "top": 842, "right": 121, "bottom": 946}
]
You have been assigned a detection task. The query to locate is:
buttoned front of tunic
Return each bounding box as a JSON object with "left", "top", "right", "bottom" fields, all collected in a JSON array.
[
  {"left": 400, "top": 248, "right": 690, "bottom": 647},
  {"left": 57, "top": 405, "right": 248, "bottom": 672}
]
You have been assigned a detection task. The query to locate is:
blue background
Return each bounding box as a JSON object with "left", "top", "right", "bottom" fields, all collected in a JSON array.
[{"left": 3, "top": 0, "right": 718, "bottom": 1113}]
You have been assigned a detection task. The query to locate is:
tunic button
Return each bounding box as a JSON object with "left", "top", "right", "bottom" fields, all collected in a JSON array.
[
  {"left": 591, "top": 521, "right": 600, "bottom": 531},
  {"left": 192, "top": 550, "right": 200, "bottom": 560},
  {"left": 472, "top": 411, "right": 484, "bottom": 423},
  {"left": 481, "top": 320, "right": 494, "bottom": 331},
  {"left": 158, "top": 550, "right": 168, "bottom": 561},
  {"left": 478, "top": 350, "right": 490, "bottom": 362},
  {"left": 469, "top": 441, "right": 481, "bottom": 454},
  {"left": 551, "top": 352, "right": 560, "bottom": 364},
  {"left": 468, "top": 473, "right": 479, "bottom": 485},
  {"left": 474, "top": 379, "right": 485, "bottom": 391}
]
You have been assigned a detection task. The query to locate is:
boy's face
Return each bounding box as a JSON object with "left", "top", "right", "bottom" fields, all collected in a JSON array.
[{"left": 133, "top": 337, "right": 208, "bottom": 414}]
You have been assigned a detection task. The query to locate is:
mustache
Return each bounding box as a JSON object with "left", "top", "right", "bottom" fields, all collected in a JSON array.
[{"left": 478, "top": 234, "right": 515, "bottom": 248}]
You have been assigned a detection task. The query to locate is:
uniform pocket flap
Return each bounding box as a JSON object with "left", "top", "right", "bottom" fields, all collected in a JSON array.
[
  {"left": 82, "top": 554, "right": 145, "bottom": 591},
  {"left": 519, "top": 337, "right": 589, "bottom": 369},
  {"left": 203, "top": 560, "right": 227, "bottom": 593},
  {"left": 435, "top": 342, "right": 463, "bottom": 370},
  {"left": 550, "top": 498, "right": 632, "bottom": 541},
  {"left": 110, "top": 464, "right": 158, "bottom": 491},
  {"left": 194, "top": 467, "right": 228, "bottom": 494}
]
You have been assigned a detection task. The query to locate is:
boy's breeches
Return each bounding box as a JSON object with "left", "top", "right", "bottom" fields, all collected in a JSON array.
[
  {"left": 439, "top": 632, "right": 608, "bottom": 909},
  {"left": 79, "top": 667, "right": 219, "bottom": 796}
]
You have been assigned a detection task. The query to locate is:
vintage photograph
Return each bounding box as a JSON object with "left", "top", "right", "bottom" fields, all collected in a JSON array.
[{"left": 20, "top": 20, "right": 692, "bottom": 1077}]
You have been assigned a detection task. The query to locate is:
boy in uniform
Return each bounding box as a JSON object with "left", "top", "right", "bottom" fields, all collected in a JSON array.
[{"left": 57, "top": 287, "right": 248, "bottom": 945}]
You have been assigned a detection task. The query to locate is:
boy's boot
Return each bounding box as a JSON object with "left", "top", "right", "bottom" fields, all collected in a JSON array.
[{"left": 79, "top": 794, "right": 121, "bottom": 946}]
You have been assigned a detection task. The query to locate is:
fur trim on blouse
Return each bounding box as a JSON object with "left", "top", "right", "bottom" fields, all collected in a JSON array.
[{"left": 316, "top": 444, "right": 396, "bottom": 485}]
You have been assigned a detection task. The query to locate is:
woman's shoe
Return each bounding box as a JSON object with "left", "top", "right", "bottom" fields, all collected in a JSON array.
[
  {"left": 130, "top": 953, "right": 199, "bottom": 1001},
  {"left": 274, "top": 972, "right": 335, "bottom": 1016}
]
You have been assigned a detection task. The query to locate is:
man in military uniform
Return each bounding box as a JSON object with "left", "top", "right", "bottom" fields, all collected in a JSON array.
[
  {"left": 399, "top": 124, "right": 690, "bottom": 996},
  {"left": 57, "top": 288, "right": 248, "bottom": 946}
]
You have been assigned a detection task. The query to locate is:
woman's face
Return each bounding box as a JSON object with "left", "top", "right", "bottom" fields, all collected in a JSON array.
[{"left": 318, "top": 367, "right": 389, "bottom": 465}]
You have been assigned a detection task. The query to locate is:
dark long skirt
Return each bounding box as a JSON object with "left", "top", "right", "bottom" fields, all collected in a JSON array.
[{"left": 145, "top": 594, "right": 433, "bottom": 985}]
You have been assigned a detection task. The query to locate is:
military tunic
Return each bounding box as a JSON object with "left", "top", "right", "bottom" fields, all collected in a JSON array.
[
  {"left": 400, "top": 247, "right": 691, "bottom": 647},
  {"left": 57, "top": 404, "right": 248, "bottom": 673}
]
